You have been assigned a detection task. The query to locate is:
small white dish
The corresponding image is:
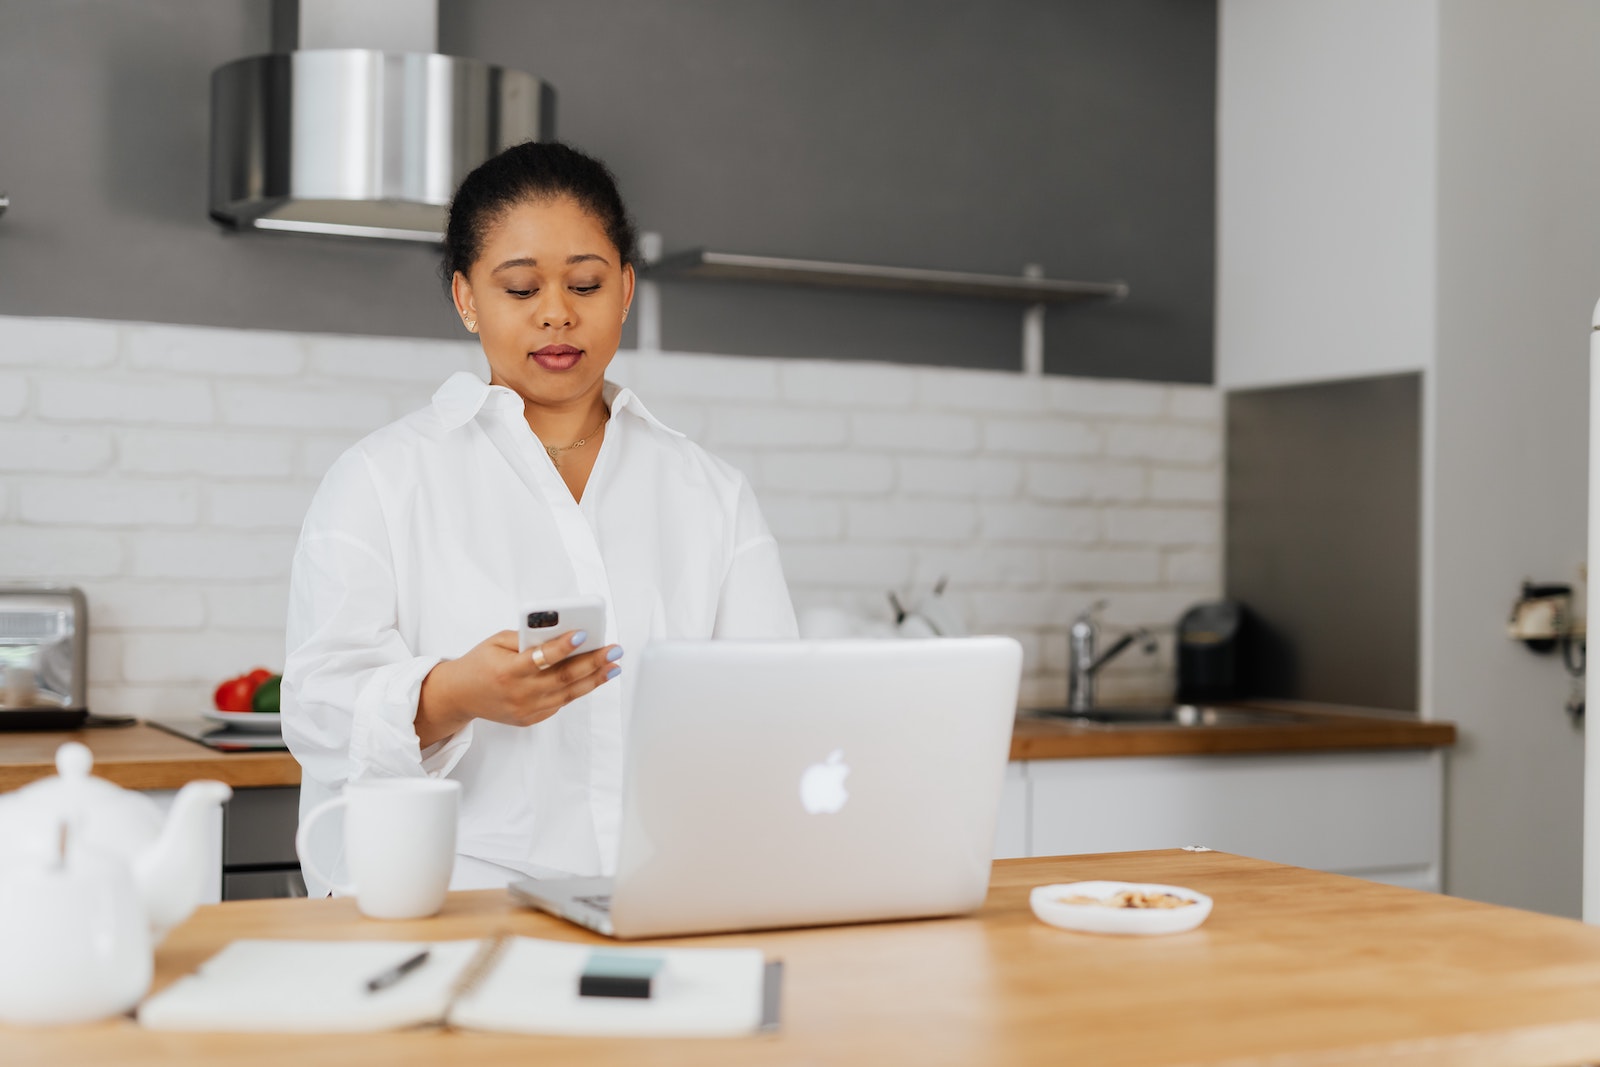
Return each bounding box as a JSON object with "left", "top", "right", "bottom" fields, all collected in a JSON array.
[
  {"left": 200, "top": 708, "right": 282, "bottom": 733},
  {"left": 1030, "top": 880, "right": 1213, "bottom": 936}
]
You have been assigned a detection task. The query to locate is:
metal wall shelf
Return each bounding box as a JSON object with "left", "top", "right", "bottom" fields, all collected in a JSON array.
[{"left": 641, "top": 249, "right": 1129, "bottom": 304}]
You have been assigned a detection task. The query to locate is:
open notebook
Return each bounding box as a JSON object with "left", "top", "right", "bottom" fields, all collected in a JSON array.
[{"left": 137, "top": 936, "right": 780, "bottom": 1037}]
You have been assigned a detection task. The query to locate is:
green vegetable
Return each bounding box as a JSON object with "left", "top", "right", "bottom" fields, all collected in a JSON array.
[{"left": 251, "top": 674, "right": 282, "bottom": 714}]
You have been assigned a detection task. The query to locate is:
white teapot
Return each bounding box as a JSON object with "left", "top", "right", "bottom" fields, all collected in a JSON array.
[{"left": 0, "top": 742, "right": 231, "bottom": 1025}]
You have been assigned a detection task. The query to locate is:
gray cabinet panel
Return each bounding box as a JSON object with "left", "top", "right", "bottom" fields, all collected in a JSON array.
[
  {"left": 223, "top": 869, "right": 307, "bottom": 901},
  {"left": 223, "top": 786, "right": 300, "bottom": 866}
]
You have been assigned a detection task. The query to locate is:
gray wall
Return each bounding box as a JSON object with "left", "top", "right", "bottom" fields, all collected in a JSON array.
[
  {"left": 1225, "top": 373, "right": 1421, "bottom": 712},
  {"left": 1429, "top": 0, "right": 1600, "bottom": 919},
  {"left": 0, "top": 0, "right": 1215, "bottom": 381}
]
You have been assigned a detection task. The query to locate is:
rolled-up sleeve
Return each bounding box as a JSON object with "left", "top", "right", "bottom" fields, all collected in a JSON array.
[
  {"left": 282, "top": 449, "right": 474, "bottom": 793},
  {"left": 713, "top": 474, "right": 799, "bottom": 639}
]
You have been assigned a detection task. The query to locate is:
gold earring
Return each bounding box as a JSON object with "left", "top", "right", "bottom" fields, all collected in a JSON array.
[
  {"left": 464, "top": 318, "right": 477, "bottom": 332},
  {"left": 622, "top": 307, "right": 630, "bottom": 321}
]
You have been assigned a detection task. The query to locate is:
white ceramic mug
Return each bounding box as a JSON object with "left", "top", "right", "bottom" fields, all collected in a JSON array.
[{"left": 295, "top": 778, "right": 461, "bottom": 919}]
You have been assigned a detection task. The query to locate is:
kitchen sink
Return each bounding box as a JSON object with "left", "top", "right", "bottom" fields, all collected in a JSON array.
[{"left": 1024, "top": 705, "right": 1294, "bottom": 728}]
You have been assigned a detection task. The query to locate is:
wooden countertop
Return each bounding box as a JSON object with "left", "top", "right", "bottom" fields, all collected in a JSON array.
[
  {"left": 10, "top": 849, "right": 1600, "bottom": 1066},
  {"left": 0, "top": 722, "right": 301, "bottom": 791},
  {"left": 1012, "top": 700, "right": 1457, "bottom": 760},
  {"left": 0, "top": 702, "right": 1456, "bottom": 793}
]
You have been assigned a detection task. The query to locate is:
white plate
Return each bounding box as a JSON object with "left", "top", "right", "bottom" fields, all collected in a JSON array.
[
  {"left": 1030, "top": 881, "right": 1213, "bottom": 936},
  {"left": 201, "top": 708, "right": 283, "bottom": 733}
]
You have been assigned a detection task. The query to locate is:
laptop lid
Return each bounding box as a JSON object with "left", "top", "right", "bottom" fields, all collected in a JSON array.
[{"left": 606, "top": 637, "right": 1022, "bottom": 939}]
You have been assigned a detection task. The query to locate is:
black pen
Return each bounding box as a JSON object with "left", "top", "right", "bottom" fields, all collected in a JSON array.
[{"left": 365, "top": 948, "right": 431, "bottom": 993}]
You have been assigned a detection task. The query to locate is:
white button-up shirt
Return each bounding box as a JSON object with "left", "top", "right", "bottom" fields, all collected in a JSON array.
[{"left": 283, "top": 372, "right": 797, "bottom": 894}]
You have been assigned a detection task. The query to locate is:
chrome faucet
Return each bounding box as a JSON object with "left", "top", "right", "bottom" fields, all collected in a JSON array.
[{"left": 1067, "top": 601, "right": 1157, "bottom": 713}]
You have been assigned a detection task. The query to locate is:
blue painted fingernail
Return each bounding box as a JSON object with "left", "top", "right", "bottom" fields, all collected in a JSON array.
[
  {"left": 570, "top": 631, "right": 588, "bottom": 647},
  {"left": 606, "top": 666, "right": 621, "bottom": 680},
  {"left": 606, "top": 646, "right": 624, "bottom": 663}
]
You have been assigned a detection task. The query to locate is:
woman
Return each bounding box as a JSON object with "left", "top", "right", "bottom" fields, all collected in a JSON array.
[{"left": 283, "top": 142, "right": 798, "bottom": 894}]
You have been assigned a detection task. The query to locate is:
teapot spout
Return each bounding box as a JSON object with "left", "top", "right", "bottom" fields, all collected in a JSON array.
[{"left": 134, "top": 779, "right": 232, "bottom": 938}]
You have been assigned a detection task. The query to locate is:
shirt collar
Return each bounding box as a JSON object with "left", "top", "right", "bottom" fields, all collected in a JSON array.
[{"left": 431, "top": 371, "right": 684, "bottom": 439}]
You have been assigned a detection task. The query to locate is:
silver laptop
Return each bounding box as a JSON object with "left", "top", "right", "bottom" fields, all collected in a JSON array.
[{"left": 509, "top": 636, "right": 1023, "bottom": 939}]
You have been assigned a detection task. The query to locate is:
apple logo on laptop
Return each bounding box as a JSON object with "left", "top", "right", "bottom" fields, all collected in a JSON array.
[{"left": 800, "top": 749, "right": 850, "bottom": 814}]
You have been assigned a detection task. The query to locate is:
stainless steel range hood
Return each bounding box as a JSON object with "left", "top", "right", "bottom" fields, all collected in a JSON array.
[{"left": 209, "top": 0, "right": 554, "bottom": 243}]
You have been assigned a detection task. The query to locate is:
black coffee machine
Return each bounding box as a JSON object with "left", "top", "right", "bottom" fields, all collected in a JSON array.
[{"left": 1175, "top": 601, "right": 1245, "bottom": 703}]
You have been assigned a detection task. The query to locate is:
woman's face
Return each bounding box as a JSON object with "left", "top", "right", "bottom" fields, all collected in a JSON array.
[{"left": 452, "top": 196, "right": 634, "bottom": 411}]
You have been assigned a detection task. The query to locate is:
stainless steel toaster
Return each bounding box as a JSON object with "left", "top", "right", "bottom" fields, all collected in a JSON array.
[{"left": 0, "top": 584, "right": 89, "bottom": 729}]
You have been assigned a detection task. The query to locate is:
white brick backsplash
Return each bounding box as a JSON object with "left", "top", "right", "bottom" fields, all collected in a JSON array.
[
  {"left": 780, "top": 361, "right": 916, "bottom": 408},
  {"left": 983, "top": 417, "right": 1101, "bottom": 457},
  {"left": 1047, "top": 547, "right": 1163, "bottom": 586},
  {"left": 780, "top": 544, "right": 915, "bottom": 587},
  {"left": 1025, "top": 460, "right": 1144, "bottom": 503},
  {"left": 19, "top": 479, "right": 199, "bottom": 527},
  {"left": 847, "top": 499, "right": 979, "bottom": 542},
  {"left": 120, "top": 429, "right": 297, "bottom": 479},
  {"left": 706, "top": 406, "right": 850, "bottom": 448},
  {"left": 1149, "top": 466, "right": 1222, "bottom": 503},
  {"left": 0, "top": 526, "right": 123, "bottom": 576},
  {"left": 93, "top": 683, "right": 212, "bottom": 720},
  {"left": 308, "top": 334, "right": 479, "bottom": 382},
  {"left": 1099, "top": 588, "right": 1216, "bottom": 629},
  {"left": 851, "top": 411, "right": 979, "bottom": 453},
  {"left": 1164, "top": 548, "right": 1222, "bottom": 586},
  {"left": 971, "top": 590, "right": 1079, "bottom": 628},
  {"left": 89, "top": 632, "right": 124, "bottom": 684},
  {"left": 1104, "top": 508, "right": 1220, "bottom": 547},
  {"left": 627, "top": 352, "right": 781, "bottom": 400},
  {"left": 129, "top": 531, "right": 295, "bottom": 580},
  {"left": 0, "top": 315, "right": 1223, "bottom": 713},
  {"left": 0, "top": 317, "right": 118, "bottom": 368},
  {"left": 915, "top": 367, "right": 1049, "bottom": 413},
  {"left": 911, "top": 547, "right": 1045, "bottom": 587},
  {"left": 0, "top": 427, "right": 113, "bottom": 472},
  {"left": 763, "top": 453, "right": 895, "bottom": 495},
  {"left": 1168, "top": 386, "right": 1223, "bottom": 421},
  {"left": 204, "top": 583, "right": 292, "bottom": 632},
  {"left": 128, "top": 323, "right": 306, "bottom": 377},
  {"left": 38, "top": 378, "right": 214, "bottom": 424},
  {"left": 206, "top": 484, "right": 316, "bottom": 530},
  {"left": 218, "top": 383, "right": 391, "bottom": 430},
  {"left": 80, "top": 581, "right": 207, "bottom": 629},
  {"left": 1105, "top": 422, "right": 1220, "bottom": 465},
  {"left": 981, "top": 501, "right": 1100, "bottom": 543},
  {"left": 0, "top": 373, "right": 27, "bottom": 416},
  {"left": 897, "top": 456, "right": 1023, "bottom": 498},
  {"left": 1045, "top": 378, "right": 1167, "bottom": 418},
  {"left": 759, "top": 495, "right": 846, "bottom": 540},
  {"left": 122, "top": 630, "right": 289, "bottom": 684}
]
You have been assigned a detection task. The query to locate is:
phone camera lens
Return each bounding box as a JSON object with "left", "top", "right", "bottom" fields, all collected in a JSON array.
[{"left": 527, "top": 611, "right": 559, "bottom": 628}]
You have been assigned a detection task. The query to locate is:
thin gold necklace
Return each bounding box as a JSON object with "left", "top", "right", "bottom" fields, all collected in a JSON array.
[{"left": 542, "top": 410, "right": 608, "bottom": 466}]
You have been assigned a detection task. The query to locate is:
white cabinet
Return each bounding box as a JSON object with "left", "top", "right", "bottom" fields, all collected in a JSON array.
[
  {"left": 993, "top": 761, "right": 1029, "bottom": 859},
  {"left": 997, "top": 750, "right": 1445, "bottom": 892}
]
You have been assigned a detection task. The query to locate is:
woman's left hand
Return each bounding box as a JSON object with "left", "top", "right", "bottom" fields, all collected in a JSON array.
[{"left": 416, "top": 629, "right": 621, "bottom": 746}]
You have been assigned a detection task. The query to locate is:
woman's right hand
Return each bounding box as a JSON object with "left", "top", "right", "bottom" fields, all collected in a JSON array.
[{"left": 415, "top": 629, "right": 621, "bottom": 747}]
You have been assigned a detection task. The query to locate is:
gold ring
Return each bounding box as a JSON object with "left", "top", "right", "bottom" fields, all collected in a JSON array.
[{"left": 530, "top": 646, "right": 551, "bottom": 670}]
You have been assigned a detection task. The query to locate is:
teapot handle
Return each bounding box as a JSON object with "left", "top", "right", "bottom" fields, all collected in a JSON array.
[{"left": 294, "top": 796, "right": 357, "bottom": 897}]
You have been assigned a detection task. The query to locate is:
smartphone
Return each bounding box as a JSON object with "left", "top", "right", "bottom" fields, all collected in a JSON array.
[{"left": 518, "top": 596, "right": 607, "bottom": 659}]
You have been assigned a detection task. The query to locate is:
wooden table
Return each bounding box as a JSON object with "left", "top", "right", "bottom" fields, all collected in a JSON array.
[{"left": 10, "top": 850, "right": 1600, "bottom": 1066}]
